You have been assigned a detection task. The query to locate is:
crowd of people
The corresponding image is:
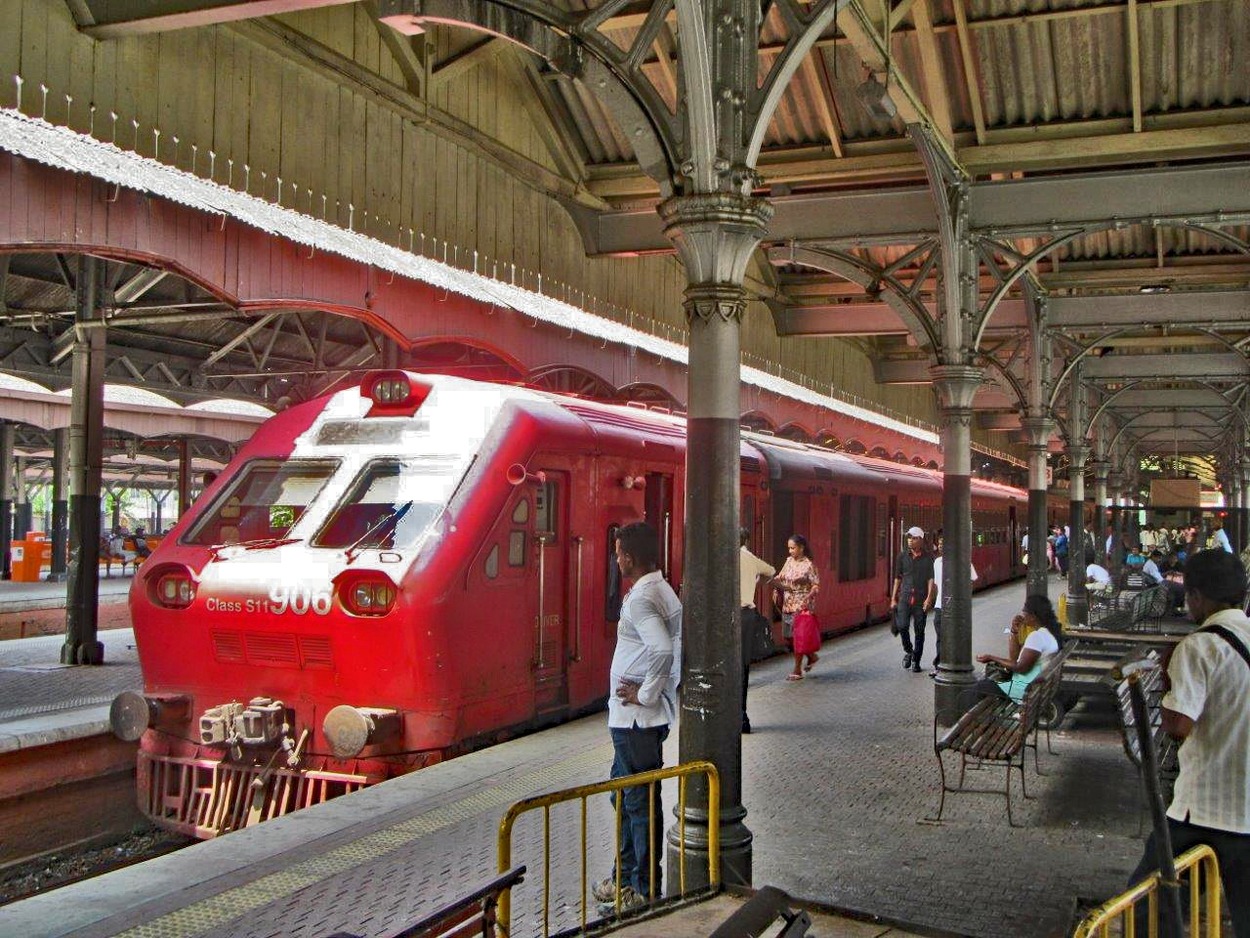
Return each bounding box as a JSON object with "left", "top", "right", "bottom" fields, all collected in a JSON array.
[{"left": 596, "top": 518, "right": 1248, "bottom": 930}]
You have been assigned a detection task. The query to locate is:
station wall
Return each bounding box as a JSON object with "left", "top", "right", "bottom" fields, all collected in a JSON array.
[{"left": 3, "top": 0, "right": 947, "bottom": 432}]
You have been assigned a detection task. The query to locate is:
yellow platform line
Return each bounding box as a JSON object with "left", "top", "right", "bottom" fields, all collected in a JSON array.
[{"left": 118, "top": 744, "right": 612, "bottom": 938}]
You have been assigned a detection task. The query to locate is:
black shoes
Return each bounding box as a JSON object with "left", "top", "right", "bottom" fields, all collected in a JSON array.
[
  {"left": 742, "top": 718, "right": 752, "bottom": 735},
  {"left": 911, "top": 663, "right": 922, "bottom": 673},
  {"left": 903, "top": 653, "right": 913, "bottom": 670}
]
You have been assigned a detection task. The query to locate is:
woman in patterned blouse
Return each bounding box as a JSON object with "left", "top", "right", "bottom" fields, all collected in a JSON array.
[{"left": 771, "top": 534, "right": 820, "bottom": 680}]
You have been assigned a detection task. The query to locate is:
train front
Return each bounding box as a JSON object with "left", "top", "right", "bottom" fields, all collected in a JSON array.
[{"left": 114, "top": 371, "right": 508, "bottom": 838}]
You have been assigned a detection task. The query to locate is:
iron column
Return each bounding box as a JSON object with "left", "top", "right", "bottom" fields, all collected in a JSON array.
[
  {"left": 932, "top": 365, "right": 984, "bottom": 724},
  {"left": 659, "top": 192, "right": 772, "bottom": 890},
  {"left": 0, "top": 423, "right": 13, "bottom": 580},
  {"left": 62, "top": 256, "right": 107, "bottom": 666},
  {"left": 1021, "top": 416, "right": 1054, "bottom": 599},
  {"left": 48, "top": 426, "right": 68, "bottom": 581}
]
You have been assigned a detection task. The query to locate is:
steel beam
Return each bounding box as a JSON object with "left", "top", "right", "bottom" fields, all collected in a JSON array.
[
  {"left": 1083, "top": 352, "right": 1249, "bottom": 381},
  {"left": 69, "top": 0, "right": 349, "bottom": 37},
  {"left": 567, "top": 161, "right": 1250, "bottom": 253},
  {"left": 1048, "top": 290, "right": 1250, "bottom": 329},
  {"left": 775, "top": 297, "right": 1029, "bottom": 337}
]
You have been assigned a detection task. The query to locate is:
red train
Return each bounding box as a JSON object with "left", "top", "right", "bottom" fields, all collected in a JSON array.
[{"left": 113, "top": 370, "right": 1032, "bottom": 838}]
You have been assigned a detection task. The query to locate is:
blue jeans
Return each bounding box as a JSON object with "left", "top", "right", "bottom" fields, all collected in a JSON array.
[{"left": 609, "top": 724, "right": 669, "bottom": 897}]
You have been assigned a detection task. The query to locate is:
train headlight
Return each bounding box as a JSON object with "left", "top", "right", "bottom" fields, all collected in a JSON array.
[
  {"left": 145, "top": 564, "right": 198, "bottom": 609},
  {"left": 363, "top": 370, "right": 431, "bottom": 416},
  {"left": 337, "top": 572, "right": 398, "bottom": 617}
]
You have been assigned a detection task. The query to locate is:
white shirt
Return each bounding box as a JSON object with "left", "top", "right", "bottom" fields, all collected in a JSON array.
[
  {"left": 1164, "top": 608, "right": 1250, "bottom": 833},
  {"left": 933, "top": 555, "right": 977, "bottom": 609},
  {"left": 1212, "top": 528, "right": 1233, "bottom": 553},
  {"left": 739, "top": 546, "right": 776, "bottom": 608},
  {"left": 1141, "top": 558, "right": 1163, "bottom": 585},
  {"left": 1086, "top": 563, "right": 1112, "bottom": 587},
  {"left": 608, "top": 570, "right": 682, "bottom": 729}
]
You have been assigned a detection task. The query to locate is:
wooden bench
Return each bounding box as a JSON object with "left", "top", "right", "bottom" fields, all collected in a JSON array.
[
  {"left": 1116, "top": 654, "right": 1180, "bottom": 816},
  {"left": 930, "top": 642, "right": 1074, "bottom": 826},
  {"left": 100, "top": 536, "right": 160, "bottom": 577},
  {"left": 328, "top": 866, "right": 525, "bottom": 938}
]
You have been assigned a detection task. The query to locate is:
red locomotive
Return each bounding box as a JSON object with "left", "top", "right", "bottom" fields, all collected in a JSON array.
[{"left": 113, "top": 370, "right": 1031, "bottom": 838}]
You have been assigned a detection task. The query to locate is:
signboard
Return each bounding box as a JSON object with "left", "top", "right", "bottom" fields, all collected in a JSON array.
[{"left": 1150, "top": 479, "right": 1201, "bottom": 507}]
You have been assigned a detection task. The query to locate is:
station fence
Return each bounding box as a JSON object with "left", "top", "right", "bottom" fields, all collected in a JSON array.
[
  {"left": 496, "top": 760, "right": 720, "bottom": 936},
  {"left": 1072, "top": 845, "right": 1222, "bottom": 938}
]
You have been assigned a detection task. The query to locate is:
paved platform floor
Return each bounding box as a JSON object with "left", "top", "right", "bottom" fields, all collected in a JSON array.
[{"left": 3, "top": 580, "right": 1156, "bottom": 938}]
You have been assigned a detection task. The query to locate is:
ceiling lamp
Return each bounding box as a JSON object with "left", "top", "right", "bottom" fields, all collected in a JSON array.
[
  {"left": 855, "top": 74, "right": 897, "bottom": 121},
  {"left": 1139, "top": 283, "right": 1171, "bottom": 294}
]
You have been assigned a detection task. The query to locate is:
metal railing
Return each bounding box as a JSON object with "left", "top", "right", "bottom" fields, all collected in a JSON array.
[
  {"left": 1072, "top": 845, "right": 1222, "bottom": 938},
  {"left": 496, "top": 760, "right": 720, "bottom": 936}
]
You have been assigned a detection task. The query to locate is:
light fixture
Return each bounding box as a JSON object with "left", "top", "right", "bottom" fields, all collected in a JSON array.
[
  {"left": 855, "top": 74, "right": 897, "bottom": 121},
  {"left": 1139, "top": 283, "right": 1171, "bottom": 294}
]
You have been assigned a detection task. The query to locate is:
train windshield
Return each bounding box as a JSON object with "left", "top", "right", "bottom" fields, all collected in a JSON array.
[
  {"left": 183, "top": 460, "right": 338, "bottom": 546},
  {"left": 313, "top": 457, "right": 458, "bottom": 550}
]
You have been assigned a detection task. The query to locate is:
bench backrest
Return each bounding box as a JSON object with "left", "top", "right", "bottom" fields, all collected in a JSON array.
[
  {"left": 1116, "top": 653, "right": 1165, "bottom": 767},
  {"left": 1018, "top": 641, "right": 1074, "bottom": 729}
]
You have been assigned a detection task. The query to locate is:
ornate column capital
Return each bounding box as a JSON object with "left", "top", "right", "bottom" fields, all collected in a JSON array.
[
  {"left": 658, "top": 193, "right": 773, "bottom": 287},
  {"left": 929, "top": 364, "right": 985, "bottom": 412},
  {"left": 1019, "top": 415, "right": 1055, "bottom": 453}
]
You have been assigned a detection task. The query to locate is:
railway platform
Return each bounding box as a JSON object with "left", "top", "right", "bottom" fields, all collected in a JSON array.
[{"left": 2, "top": 582, "right": 1156, "bottom": 938}]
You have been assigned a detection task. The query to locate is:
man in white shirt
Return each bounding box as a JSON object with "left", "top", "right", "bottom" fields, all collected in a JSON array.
[
  {"left": 1085, "top": 559, "right": 1113, "bottom": 593},
  {"left": 739, "top": 529, "right": 776, "bottom": 734},
  {"left": 594, "top": 521, "right": 682, "bottom": 914},
  {"left": 1141, "top": 550, "right": 1164, "bottom": 587},
  {"left": 1126, "top": 549, "right": 1250, "bottom": 937},
  {"left": 930, "top": 533, "right": 977, "bottom": 677}
]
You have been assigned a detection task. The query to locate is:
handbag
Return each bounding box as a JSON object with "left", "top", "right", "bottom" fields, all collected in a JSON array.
[
  {"left": 984, "top": 661, "right": 1012, "bottom": 683},
  {"left": 792, "top": 610, "right": 821, "bottom": 656}
]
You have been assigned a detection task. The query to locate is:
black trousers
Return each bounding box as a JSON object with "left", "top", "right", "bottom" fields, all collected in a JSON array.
[
  {"left": 740, "top": 606, "right": 767, "bottom": 724},
  {"left": 896, "top": 603, "right": 927, "bottom": 662},
  {"left": 1129, "top": 817, "right": 1250, "bottom": 937}
]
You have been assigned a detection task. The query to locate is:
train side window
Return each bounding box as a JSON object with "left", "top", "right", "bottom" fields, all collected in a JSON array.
[
  {"left": 605, "top": 523, "right": 622, "bottom": 624},
  {"left": 512, "top": 498, "right": 529, "bottom": 525},
  {"left": 508, "top": 530, "right": 527, "bottom": 566},
  {"left": 484, "top": 544, "right": 500, "bottom": 579}
]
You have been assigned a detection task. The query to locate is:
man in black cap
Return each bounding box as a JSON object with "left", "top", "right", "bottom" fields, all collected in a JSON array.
[{"left": 890, "top": 526, "right": 935, "bottom": 674}]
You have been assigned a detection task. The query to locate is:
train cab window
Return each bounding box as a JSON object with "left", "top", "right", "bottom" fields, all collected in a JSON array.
[
  {"left": 484, "top": 544, "right": 499, "bottom": 579},
  {"left": 512, "top": 498, "right": 530, "bottom": 525},
  {"left": 313, "top": 457, "right": 458, "bottom": 549},
  {"left": 183, "top": 460, "right": 337, "bottom": 545},
  {"left": 508, "top": 530, "right": 527, "bottom": 567},
  {"left": 534, "top": 481, "right": 556, "bottom": 536},
  {"left": 839, "top": 495, "right": 876, "bottom": 582}
]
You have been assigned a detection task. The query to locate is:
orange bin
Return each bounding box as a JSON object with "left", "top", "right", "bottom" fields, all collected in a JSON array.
[{"left": 10, "top": 535, "right": 51, "bottom": 582}]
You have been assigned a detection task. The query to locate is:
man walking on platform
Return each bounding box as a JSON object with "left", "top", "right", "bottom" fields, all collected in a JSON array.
[
  {"left": 739, "top": 528, "right": 775, "bottom": 734},
  {"left": 593, "top": 522, "right": 682, "bottom": 915},
  {"left": 1127, "top": 549, "right": 1250, "bottom": 937},
  {"left": 890, "top": 526, "right": 935, "bottom": 674}
]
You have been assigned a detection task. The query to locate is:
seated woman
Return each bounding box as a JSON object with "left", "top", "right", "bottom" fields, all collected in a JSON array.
[{"left": 969, "top": 594, "right": 1063, "bottom": 705}]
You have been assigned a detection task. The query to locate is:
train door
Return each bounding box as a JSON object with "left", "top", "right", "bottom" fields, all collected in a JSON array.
[
  {"left": 771, "top": 490, "right": 794, "bottom": 570},
  {"left": 530, "top": 469, "right": 570, "bottom": 713},
  {"left": 644, "top": 472, "right": 675, "bottom": 582}
]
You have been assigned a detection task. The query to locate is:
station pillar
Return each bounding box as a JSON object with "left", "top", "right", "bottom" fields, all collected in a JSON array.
[
  {"left": 62, "top": 255, "right": 106, "bottom": 666},
  {"left": 659, "top": 192, "right": 772, "bottom": 891},
  {"left": 1021, "top": 416, "right": 1054, "bottom": 600},
  {"left": 0, "top": 423, "right": 13, "bottom": 580},
  {"left": 1241, "top": 457, "right": 1250, "bottom": 555},
  {"left": 1092, "top": 459, "right": 1109, "bottom": 564},
  {"left": 48, "top": 427, "right": 68, "bottom": 581},
  {"left": 1065, "top": 443, "right": 1089, "bottom": 627},
  {"left": 932, "top": 365, "right": 984, "bottom": 724}
]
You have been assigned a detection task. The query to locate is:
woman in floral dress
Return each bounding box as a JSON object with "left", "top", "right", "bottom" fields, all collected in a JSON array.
[{"left": 771, "top": 534, "right": 820, "bottom": 680}]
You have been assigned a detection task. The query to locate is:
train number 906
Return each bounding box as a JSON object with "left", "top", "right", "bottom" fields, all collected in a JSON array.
[{"left": 268, "top": 583, "right": 333, "bottom": 616}]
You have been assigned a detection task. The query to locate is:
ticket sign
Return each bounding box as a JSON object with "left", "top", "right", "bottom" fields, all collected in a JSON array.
[{"left": 1151, "top": 479, "right": 1201, "bottom": 508}]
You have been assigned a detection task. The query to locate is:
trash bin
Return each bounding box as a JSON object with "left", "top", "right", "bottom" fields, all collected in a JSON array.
[{"left": 10, "top": 537, "right": 51, "bottom": 582}]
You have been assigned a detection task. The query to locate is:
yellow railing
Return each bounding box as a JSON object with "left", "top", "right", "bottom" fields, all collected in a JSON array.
[
  {"left": 1073, "top": 845, "right": 1222, "bottom": 938},
  {"left": 496, "top": 760, "right": 720, "bottom": 936}
]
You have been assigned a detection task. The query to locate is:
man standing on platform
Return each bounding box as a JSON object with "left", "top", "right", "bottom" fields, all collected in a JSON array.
[
  {"left": 1127, "top": 549, "right": 1250, "bottom": 937},
  {"left": 593, "top": 521, "right": 682, "bottom": 914},
  {"left": 890, "top": 526, "right": 935, "bottom": 674},
  {"left": 739, "top": 528, "right": 775, "bottom": 734}
]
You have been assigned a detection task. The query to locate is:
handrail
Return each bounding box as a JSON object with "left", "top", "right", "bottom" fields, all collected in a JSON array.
[
  {"left": 1071, "top": 845, "right": 1222, "bottom": 938},
  {"left": 496, "top": 760, "right": 721, "bottom": 936}
]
